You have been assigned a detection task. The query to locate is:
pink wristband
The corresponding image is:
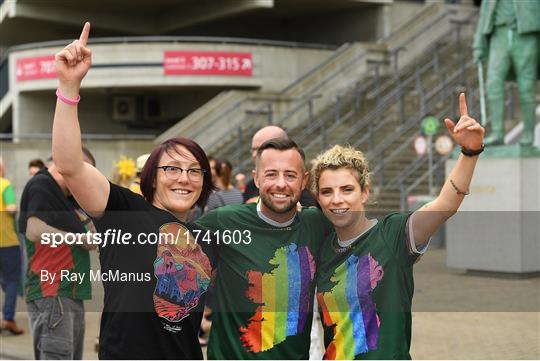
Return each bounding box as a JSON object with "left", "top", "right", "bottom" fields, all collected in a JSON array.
[{"left": 56, "top": 88, "right": 80, "bottom": 105}]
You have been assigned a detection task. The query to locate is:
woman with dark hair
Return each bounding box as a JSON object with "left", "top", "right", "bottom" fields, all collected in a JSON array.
[
  {"left": 51, "top": 22, "right": 215, "bottom": 359},
  {"left": 205, "top": 159, "right": 243, "bottom": 212}
]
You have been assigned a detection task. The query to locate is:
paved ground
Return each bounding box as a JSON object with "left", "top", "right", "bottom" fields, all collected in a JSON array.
[{"left": 1, "top": 249, "right": 538, "bottom": 359}]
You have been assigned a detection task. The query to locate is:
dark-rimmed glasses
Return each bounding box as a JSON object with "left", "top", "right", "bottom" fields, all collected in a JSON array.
[{"left": 156, "top": 166, "right": 206, "bottom": 181}]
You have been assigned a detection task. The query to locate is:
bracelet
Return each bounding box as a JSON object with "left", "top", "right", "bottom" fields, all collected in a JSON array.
[
  {"left": 56, "top": 88, "right": 80, "bottom": 105},
  {"left": 461, "top": 143, "right": 484, "bottom": 157},
  {"left": 449, "top": 179, "right": 469, "bottom": 196}
]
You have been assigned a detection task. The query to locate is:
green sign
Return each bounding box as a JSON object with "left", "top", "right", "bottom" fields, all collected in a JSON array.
[{"left": 421, "top": 115, "right": 440, "bottom": 135}]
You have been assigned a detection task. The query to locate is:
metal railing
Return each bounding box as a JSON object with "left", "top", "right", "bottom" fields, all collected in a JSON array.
[
  {"left": 0, "top": 58, "right": 8, "bottom": 99},
  {"left": 194, "top": 42, "right": 359, "bottom": 164},
  {"left": 210, "top": 4, "right": 463, "bottom": 171},
  {"left": 392, "top": 78, "right": 520, "bottom": 211},
  {"left": 295, "top": 10, "right": 471, "bottom": 155}
]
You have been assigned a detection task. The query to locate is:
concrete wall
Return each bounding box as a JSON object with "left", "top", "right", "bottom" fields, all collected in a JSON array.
[
  {"left": 179, "top": 6, "right": 385, "bottom": 44},
  {"left": 388, "top": 1, "right": 426, "bottom": 33},
  {"left": 8, "top": 41, "right": 333, "bottom": 139},
  {"left": 15, "top": 88, "right": 223, "bottom": 135},
  {"left": 446, "top": 157, "right": 540, "bottom": 273},
  {"left": 10, "top": 42, "right": 332, "bottom": 94}
]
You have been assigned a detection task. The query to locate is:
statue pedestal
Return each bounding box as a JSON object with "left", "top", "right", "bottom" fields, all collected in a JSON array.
[{"left": 446, "top": 146, "right": 540, "bottom": 273}]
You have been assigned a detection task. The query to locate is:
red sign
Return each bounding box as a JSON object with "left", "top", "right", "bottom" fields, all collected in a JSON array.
[
  {"left": 16, "top": 55, "right": 57, "bottom": 81},
  {"left": 164, "top": 51, "right": 253, "bottom": 76}
]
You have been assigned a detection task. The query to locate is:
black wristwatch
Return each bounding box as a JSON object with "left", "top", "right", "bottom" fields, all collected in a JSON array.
[{"left": 461, "top": 143, "right": 485, "bottom": 157}]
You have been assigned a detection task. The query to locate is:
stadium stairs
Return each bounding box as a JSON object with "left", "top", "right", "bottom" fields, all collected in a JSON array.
[{"left": 160, "top": 3, "right": 520, "bottom": 212}]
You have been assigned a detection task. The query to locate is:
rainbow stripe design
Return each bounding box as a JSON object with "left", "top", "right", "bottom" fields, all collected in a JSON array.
[
  {"left": 317, "top": 253, "right": 383, "bottom": 360},
  {"left": 240, "top": 243, "right": 316, "bottom": 353}
]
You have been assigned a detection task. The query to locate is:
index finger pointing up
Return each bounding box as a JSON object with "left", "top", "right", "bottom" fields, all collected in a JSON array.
[
  {"left": 79, "top": 22, "right": 91, "bottom": 46},
  {"left": 459, "top": 92, "right": 468, "bottom": 117}
]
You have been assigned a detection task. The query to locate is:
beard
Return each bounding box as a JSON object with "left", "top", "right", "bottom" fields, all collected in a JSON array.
[{"left": 259, "top": 191, "right": 299, "bottom": 215}]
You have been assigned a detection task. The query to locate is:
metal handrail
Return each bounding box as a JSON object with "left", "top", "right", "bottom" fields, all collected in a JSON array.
[
  {"left": 386, "top": 82, "right": 481, "bottom": 210},
  {"left": 394, "top": 80, "right": 521, "bottom": 210},
  {"left": 377, "top": 63, "right": 476, "bottom": 187},
  {"left": 279, "top": 43, "right": 353, "bottom": 95},
  {"left": 363, "top": 59, "right": 467, "bottom": 156},
  {"left": 277, "top": 9, "right": 464, "bottom": 151},
  {"left": 205, "top": 4, "right": 460, "bottom": 161},
  {"left": 171, "top": 43, "right": 353, "bottom": 148},
  {"left": 406, "top": 154, "right": 450, "bottom": 196},
  {"left": 303, "top": 12, "right": 474, "bottom": 159},
  {"left": 388, "top": 154, "right": 429, "bottom": 190},
  {"left": 299, "top": 46, "right": 440, "bottom": 156}
]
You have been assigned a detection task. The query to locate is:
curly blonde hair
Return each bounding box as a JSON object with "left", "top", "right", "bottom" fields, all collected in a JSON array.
[{"left": 310, "top": 145, "right": 370, "bottom": 195}]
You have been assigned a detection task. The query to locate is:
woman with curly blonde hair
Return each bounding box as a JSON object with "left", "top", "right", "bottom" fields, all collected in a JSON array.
[{"left": 311, "top": 94, "right": 484, "bottom": 360}]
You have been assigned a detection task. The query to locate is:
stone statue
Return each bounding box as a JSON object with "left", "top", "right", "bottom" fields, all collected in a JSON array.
[{"left": 473, "top": 0, "right": 540, "bottom": 146}]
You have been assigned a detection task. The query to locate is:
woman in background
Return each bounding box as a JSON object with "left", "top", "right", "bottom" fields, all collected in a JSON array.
[{"left": 206, "top": 159, "right": 243, "bottom": 212}]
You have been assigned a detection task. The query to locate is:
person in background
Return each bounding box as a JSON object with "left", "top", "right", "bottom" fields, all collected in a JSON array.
[
  {"left": 28, "top": 159, "right": 46, "bottom": 177},
  {"left": 129, "top": 153, "right": 150, "bottom": 195},
  {"left": 234, "top": 173, "right": 246, "bottom": 193},
  {"left": 19, "top": 150, "right": 98, "bottom": 359},
  {"left": 200, "top": 158, "right": 243, "bottom": 345},
  {"left": 0, "top": 157, "right": 24, "bottom": 335},
  {"left": 112, "top": 156, "right": 136, "bottom": 188},
  {"left": 243, "top": 126, "right": 288, "bottom": 203},
  {"left": 205, "top": 159, "right": 243, "bottom": 212}
]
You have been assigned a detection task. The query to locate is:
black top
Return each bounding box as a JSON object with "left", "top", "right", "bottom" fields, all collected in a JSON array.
[
  {"left": 19, "top": 168, "right": 84, "bottom": 234},
  {"left": 94, "top": 183, "right": 215, "bottom": 359}
]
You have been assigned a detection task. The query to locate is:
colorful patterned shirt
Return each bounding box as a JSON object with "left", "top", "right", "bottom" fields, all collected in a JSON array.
[
  {"left": 316, "top": 213, "right": 423, "bottom": 360},
  {"left": 18, "top": 169, "right": 93, "bottom": 301},
  {"left": 197, "top": 203, "right": 332, "bottom": 359}
]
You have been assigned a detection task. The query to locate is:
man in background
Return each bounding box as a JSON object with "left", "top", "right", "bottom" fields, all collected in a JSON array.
[
  {"left": 0, "top": 157, "right": 24, "bottom": 334},
  {"left": 28, "top": 159, "right": 46, "bottom": 177},
  {"left": 243, "top": 126, "right": 316, "bottom": 206},
  {"left": 19, "top": 148, "right": 97, "bottom": 359}
]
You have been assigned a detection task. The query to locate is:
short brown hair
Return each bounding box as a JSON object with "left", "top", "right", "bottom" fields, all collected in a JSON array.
[
  {"left": 28, "top": 159, "right": 45, "bottom": 169},
  {"left": 256, "top": 137, "right": 305, "bottom": 165}
]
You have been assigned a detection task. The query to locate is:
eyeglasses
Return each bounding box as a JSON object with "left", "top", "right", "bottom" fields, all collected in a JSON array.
[{"left": 156, "top": 166, "right": 206, "bottom": 181}]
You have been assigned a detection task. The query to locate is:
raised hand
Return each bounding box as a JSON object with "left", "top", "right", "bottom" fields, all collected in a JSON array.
[
  {"left": 444, "top": 93, "right": 485, "bottom": 151},
  {"left": 55, "top": 22, "right": 92, "bottom": 87}
]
